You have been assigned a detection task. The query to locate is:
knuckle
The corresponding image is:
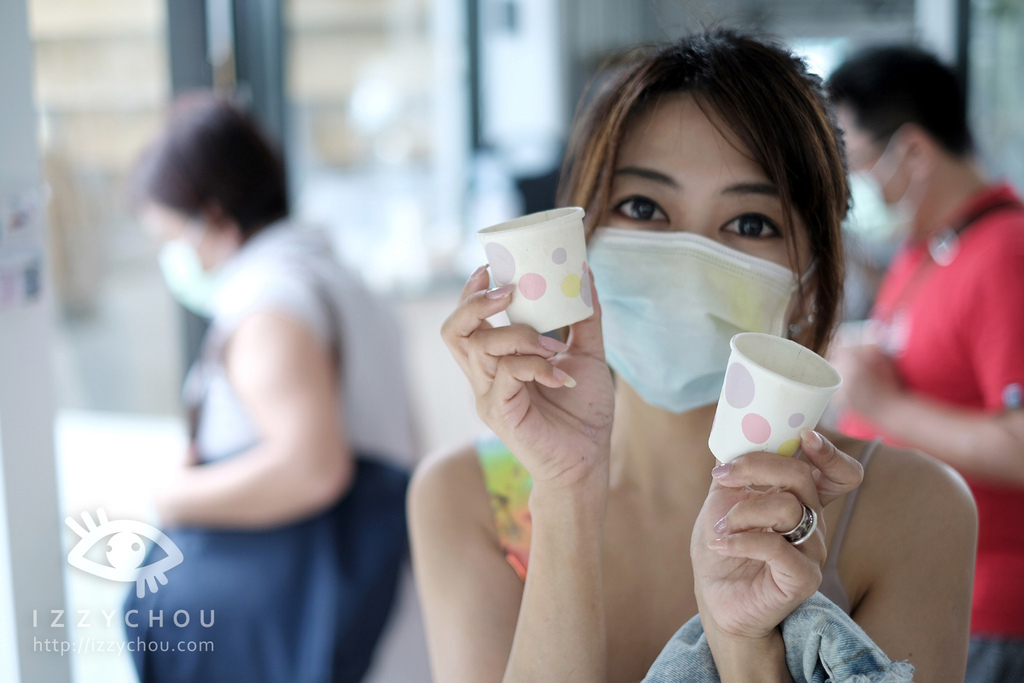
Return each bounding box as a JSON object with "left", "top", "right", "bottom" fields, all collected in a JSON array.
[
  {"left": 439, "top": 315, "right": 456, "bottom": 342},
  {"left": 493, "top": 354, "right": 511, "bottom": 374},
  {"left": 494, "top": 354, "right": 523, "bottom": 377},
  {"left": 781, "top": 490, "right": 802, "bottom": 509}
]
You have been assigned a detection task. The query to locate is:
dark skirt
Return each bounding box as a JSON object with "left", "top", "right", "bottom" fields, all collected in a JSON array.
[{"left": 124, "top": 457, "right": 409, "bottom": 683}]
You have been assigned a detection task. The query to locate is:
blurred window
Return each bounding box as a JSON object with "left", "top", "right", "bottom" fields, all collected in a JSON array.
[
  {"left": 285, "top": 0, "right": 472, "bottom": 292},
  {"left": 30, "top": 0, "right": 179, "bottom": 415},
  {"left": 969, "top": 0, "right": 1024, "bottom": 191}
]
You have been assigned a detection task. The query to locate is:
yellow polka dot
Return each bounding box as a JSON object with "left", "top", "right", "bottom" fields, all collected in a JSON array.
[
  {"left": 777, "top": 438, "right": 800, "bottom": 457},
  {"left": 561, "top": 273, "right": 581, "bottom": 298}
]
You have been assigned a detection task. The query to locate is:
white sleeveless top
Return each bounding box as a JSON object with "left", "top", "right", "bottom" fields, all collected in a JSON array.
[{"left": 185, "top": 220, "right": 417, "bottom": 469}]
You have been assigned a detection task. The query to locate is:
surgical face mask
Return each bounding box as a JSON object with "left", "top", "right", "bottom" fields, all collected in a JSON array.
[
  {"left": 846, "top": 172, "right": 907, "bottom": 246},
  {"left": 864, "top": 133, "right": 920, "bottom": 234},
  {"left": 158, "top": 238, "right": 219, "bottom": 317},
  {"left": 586, "top": 227, "right": 808, "bottom": 413}
]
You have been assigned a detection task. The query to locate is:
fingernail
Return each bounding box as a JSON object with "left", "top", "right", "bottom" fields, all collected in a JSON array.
[
  {"left": 538, "top": 335, "right": 569, "bottom": 353},
  {"left": 552, "top": 367, "right": 576, "bottom": 388},
  {"left": 471, "top": 264, "right": 489, "bottom": 279},
  {"left": 485, "top": 284, "right": 514, "bottom": 299},
  {"left": 707, "top": 537, "right": 728, "bottom": 550},
  {"left": 801, "top": 429, "right": 823, "bottom": 449},
  {"left": 713, "top": 516, "right": 728, "bottom": 535},
  {"left": 711, "top": 463, "right": 732, "bottom": 479}
]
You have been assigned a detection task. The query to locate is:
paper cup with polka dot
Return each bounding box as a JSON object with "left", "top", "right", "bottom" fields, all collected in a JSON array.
[
  {"left": 708, "top": 332, "right": 843, "bottom": 464},
  {"left": 477, "top": 207, "right": 594, "bottom": 334}
]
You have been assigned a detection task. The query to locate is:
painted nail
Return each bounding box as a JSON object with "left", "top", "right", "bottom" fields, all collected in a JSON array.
[
  {"left": 713, "top": 516, "right": 728, "bottom": 535},
  {"left": 485, "top": 284, "right": 514, "bottom": 299},
  {"left": 552, "top": 367, "right": 577, "bottom": 388},
  {"left": 801, "top": 429, "right": 823, "bottom": 449},
  {"left": 471, "top": 264, "right": 489, "bottom": 280},
  {"left": 538, "top": 335, "right": 569, "bottom": 353},
  {"left": 707, "top": 537, "right": 728, "bottom": 550},
  {"left": 711, "top": 463, "right": 732, "bottom": 479}
]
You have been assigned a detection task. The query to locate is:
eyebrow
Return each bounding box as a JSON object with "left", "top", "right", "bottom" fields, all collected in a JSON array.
[
  {"left": 721, "top": 182, "right": 779, "bottom": 198},
  {"left": 614, "top": 167, "right": 779, "bottom": 198},
  {"left": 613, "top": 166, "right": 679, "bottom": 188}
]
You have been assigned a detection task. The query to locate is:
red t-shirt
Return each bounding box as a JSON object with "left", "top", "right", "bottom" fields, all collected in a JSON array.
[{"left": 839, "top": 182, "right": 1024, "bottom": 637}]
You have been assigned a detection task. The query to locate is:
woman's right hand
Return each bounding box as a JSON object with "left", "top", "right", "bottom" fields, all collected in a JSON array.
[{"left": 441, "top": 265, "right": 615, "bottom": 489}]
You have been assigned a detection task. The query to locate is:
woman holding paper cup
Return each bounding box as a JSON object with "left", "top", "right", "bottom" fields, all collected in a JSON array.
[{"left": 411, "top": 30, "right": 976, "bottom": 682}]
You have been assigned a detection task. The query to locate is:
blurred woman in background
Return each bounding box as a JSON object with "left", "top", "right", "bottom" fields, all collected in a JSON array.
[{"left": 125, "top": 93, "right": 415, "bottom": 683}]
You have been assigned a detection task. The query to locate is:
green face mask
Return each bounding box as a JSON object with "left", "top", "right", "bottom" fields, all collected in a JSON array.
[{"left": 157, "top": 238, "right": 219, "bottom": 318}]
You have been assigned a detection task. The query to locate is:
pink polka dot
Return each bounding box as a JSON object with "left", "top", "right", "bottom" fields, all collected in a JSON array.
[
  {"left": 518, "top": 273, "right": 547, "bottom": 300},
  {"left": 788, "top": 413, "right": 805, "bottom": 428},
  {"left": 741, "top": 413, "right": 771, "bottom": 444},
  {"left": 552, "top": 247, "right": 567, "bottom": 264},
  {"left": 579, "top": 269, "right": 593, "bottom": 307},
  {"left": 724, "top": 362, "right": 755, "bottom": 409},
  {"left": 485, "top": 242, "right": 516, "bottom": 284}
]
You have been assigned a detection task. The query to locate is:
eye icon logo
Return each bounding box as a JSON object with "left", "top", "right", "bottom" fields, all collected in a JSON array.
[{"left": 65, "top": 509, "right": 184, "bottom": 598}]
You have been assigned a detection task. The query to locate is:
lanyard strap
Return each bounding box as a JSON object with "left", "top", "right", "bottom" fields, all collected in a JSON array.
[{"left": 881, "top": 198, "right": 1024, "bottom": 322}]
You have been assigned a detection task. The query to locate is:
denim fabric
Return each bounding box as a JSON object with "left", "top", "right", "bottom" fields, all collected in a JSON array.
[
  {"left": 965, "top": 636, "right": 1024, "bottom": 683},
  {"left": 642, "top": 592, "right": 915, "bottom": 682}
]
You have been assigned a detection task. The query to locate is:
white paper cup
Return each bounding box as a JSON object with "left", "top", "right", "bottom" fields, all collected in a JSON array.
[
  {"left": 708, "top": 332, "right": 843, "bottom": 464},
  {"left": 477, "top": 207, "right": 594, "bottom": 333}
]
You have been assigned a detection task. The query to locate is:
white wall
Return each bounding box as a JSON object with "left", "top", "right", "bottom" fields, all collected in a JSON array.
[
  {"left": 915, "top": 0, "right": 959, "bottom": 64},
  {"left": 0, "top": 1, "right": 72, "bottom": 681}
]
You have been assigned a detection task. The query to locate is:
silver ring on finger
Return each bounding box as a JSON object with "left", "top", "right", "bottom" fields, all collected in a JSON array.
[{"left": 780, "top": 504, "right": 818, "bottom": 546}]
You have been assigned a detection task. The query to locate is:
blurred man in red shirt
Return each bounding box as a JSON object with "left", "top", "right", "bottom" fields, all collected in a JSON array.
[{"left": 828, "top": 46, "right": 1024, "bottom": 683}]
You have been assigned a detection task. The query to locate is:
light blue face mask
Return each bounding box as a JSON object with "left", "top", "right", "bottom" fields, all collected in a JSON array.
[
  {"left": 587, "top": 227, "right": 806, "bottom": 414},
  {"left": 157, "top": 238, "right": 220, "bottom": 318}
]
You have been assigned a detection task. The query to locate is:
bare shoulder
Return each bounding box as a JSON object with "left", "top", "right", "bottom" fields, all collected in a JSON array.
[
  {"left": 826, "top": 432, "right": 972, "bottom": 512},
  {"left": 858, "top": 440, "right": 976, "bottom": 526},
  {"left": 830, "top": 434, "right": 978, "bottom": 607},
  {"left": 408, "top": 441, "right": 497, "bottom": 546}
]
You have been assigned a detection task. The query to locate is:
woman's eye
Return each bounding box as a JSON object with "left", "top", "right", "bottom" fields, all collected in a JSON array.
[
  {"left": 724, "top": 213, "right": 781, "bottom": 239},
  {"left": 616, "top": 197, "right": 666, "bottom": 222}
]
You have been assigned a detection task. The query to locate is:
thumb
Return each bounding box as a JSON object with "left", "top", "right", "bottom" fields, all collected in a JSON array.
[
  {"left": 565, "top": 268, "right": 605, "bottom": 361},
  {"left": 799, "top": 429, "right": 864, "bottom": 506}
]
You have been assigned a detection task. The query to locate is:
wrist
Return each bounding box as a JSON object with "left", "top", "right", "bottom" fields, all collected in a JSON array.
[
  {"left": 529, "top": 467, "right": 608, "bottom": 537},
  {"left": 703, "top": 624, "right": 792, "bottom": 683},
  {"left": 530, "top": 462, "right": 608, "bottom": 509}
]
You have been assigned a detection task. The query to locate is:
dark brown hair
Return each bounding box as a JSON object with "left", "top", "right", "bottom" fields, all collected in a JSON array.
[
  {"left": 557, "top": 30, "right": 849, "bottom": 353},
  {"left": 133, "top": 92, "right": 288, "bottom": 238},
  {"left": 827, "top": 44, "right": 972, "bottom": 156}
]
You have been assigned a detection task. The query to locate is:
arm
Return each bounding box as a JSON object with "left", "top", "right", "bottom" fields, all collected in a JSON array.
[
  {"left": 835, "top": 235, "right": 1024, "bottom": 483},
  {"left": 408, "top": 449, "right": 523, "bottom": 682},
  {"left": 856, "top": 371, "right": 1024, "bottom": 483},
  {"left": 409, "top": 448, "right": 608, "bottom": 683},
  {"left": 156, "top": 310, "right": 354, "bottom": 527},
  {"left": 839, "top": 444, "right": 977, "bottom": 681},
  {"left": 424, "top": 266, "right": 615, "bottom": 682},
  {"left": 505, "top": 476, "right": 608, "bottom": 682}
]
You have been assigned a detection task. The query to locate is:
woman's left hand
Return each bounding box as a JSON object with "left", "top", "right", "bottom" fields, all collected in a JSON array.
[{"left": 690, "top": 429, "right": 864, "bottom": 641}]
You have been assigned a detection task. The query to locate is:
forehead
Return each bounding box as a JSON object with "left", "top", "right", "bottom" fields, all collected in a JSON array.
[
  {"left": 616, "top": 92, "right": 767, "bottom": 182},
  {"left": 139, "top": 202, "right": 190, "bottom": 239}
]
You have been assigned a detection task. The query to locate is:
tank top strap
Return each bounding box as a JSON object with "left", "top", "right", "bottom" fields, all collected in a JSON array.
[
  {"left": 475, "top": 433, "right": 534, "bottom": 580},
  {"left": 819, "top": 437, "right": 884, "bottom": 613}
]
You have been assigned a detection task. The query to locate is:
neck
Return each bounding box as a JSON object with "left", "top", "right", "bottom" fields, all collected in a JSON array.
[
  {"left": 911, "top": 155, "right": 989, "bottom": 241},
  {"left": 608, "top": 381, "right": 718, "bottom": 505}
]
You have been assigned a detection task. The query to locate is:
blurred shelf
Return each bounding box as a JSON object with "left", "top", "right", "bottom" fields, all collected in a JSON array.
[{"left": 29, "top": 0, "right": 164, "bottom": 40}]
